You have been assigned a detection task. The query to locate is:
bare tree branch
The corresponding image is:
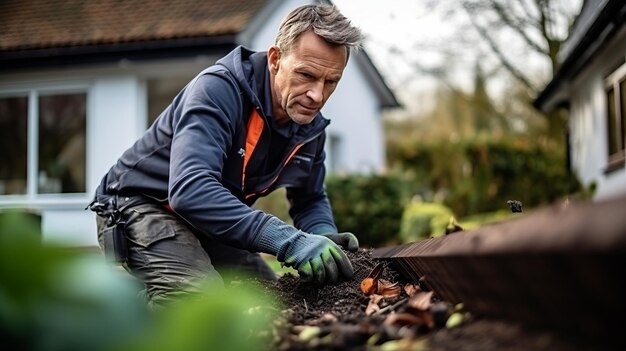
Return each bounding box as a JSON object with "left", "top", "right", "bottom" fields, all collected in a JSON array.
[
  {"left": 535, "top": 0, "right": 561, "bottom": 72},
  {"left": 489, "top": 0, "right": 548, "bottom": 55},
  {"left": 464, "top": 4, "right": 539, "bottom": 92}
]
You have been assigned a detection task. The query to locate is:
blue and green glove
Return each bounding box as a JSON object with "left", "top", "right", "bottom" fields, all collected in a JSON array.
[
  {"left": 255, "top": 217, "right": 354, "bottom": 285},
  {"left": 309, "top": 225, "right": 359, "bottom": 252}
]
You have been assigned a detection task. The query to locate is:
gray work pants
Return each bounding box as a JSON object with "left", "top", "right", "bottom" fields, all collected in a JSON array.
[{"left": 96, "top": 196, "right": 276, "bottom": 309}]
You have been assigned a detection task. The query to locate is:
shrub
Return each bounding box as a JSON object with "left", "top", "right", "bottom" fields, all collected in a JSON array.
[
  {"left": 399, "top": 201, "right": 454, "bottom": 242},
  {"left": 326, "top": 173, "right": 413, "bottom": 247},
  {"left": 388, "top": 136, "right": 582, "bottom": 217}
]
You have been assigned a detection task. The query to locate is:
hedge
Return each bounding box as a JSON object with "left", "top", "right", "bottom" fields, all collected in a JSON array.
[
  {"left": 387, "top": 137, "right": 582, "bottom": 217},
  {"left": 325, "top": 173, "right": 413, "bottom": 247}
]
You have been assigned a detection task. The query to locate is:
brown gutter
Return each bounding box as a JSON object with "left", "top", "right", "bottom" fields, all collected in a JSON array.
[{"left": 374, "top": 195, "right": 626, "bottom": 345}]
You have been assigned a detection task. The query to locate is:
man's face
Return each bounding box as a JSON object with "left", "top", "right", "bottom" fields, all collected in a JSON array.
[{"left": 268, "top": 30, "right": 347, "bottom": 125}]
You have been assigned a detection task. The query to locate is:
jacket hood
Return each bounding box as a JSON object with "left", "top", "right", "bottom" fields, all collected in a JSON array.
[{"left": 216, "top": 46, "right": 263, "bottom": 108}]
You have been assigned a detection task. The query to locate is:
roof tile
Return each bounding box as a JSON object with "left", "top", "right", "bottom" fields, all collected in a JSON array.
[{"left": 0, "top": 0, "right": 266, "bottom": 50}]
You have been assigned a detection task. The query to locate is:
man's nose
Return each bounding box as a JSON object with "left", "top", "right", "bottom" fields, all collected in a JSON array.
[{"left": 306, "top": 82, "right": 324, "bottom": 104}]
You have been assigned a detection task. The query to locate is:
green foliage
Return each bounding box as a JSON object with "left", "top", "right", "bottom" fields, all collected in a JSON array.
[
  {"left": 129, "top": 280, "right": 277, "bottom": 351},
  {"left": 388, "top": 136, "right": 582, "bottom": 217},
  {"left": 399, "top": 201, "right": 454, "bottom": 242},
  {"left": 0, "top": 210, "right": 149, "bottom": 351},
  {"left": 0, "top": 211, "right": 278, "bottom": 351},
  {"left": 253, "top": 187, "right": 292, "bottom": 224},
  {"left": 325, "top": 173, "right": 413, "bottom": 247}
]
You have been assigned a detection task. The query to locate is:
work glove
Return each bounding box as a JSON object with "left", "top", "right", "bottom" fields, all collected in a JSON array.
[
  {"left": 309, "top": 226, "right": 359, "bottom": 252},
  {"left": 255, "top": 217, "right": 354, "bottom": 285}
]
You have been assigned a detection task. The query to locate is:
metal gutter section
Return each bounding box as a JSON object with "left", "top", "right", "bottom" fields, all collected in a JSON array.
[{"left": 374, "top": 195, "right": 626, "bottom": 344}]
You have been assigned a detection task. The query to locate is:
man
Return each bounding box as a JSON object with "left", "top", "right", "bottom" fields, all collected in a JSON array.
[{"left": 88, "top": 4, "right": 362, "bottom": 308}]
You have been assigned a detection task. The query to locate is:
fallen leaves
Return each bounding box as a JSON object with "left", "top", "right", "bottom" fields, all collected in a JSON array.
[
  {"left": 361, "top": 263, "right": 401, "bottom": 298},
  {"left": 268, "top": 250, "right": 480, "bottom": 351},
  {"left": 362, "top": 264, "right": 403, "bottom": 316},
  {"left": 395, "top": 284, "right": 435, "bottom": 330},
  {"left": 360, "top": 265, "right": 466, "bottom": 334},
  {"left": 406, "top": 290, "right": 433, "bottom": 311},
  {"left": 360, "top": 263, "right": 384, "bottom": 295},
  {"left": 365, "top": 294, "right": 383, "bottom": 315}
]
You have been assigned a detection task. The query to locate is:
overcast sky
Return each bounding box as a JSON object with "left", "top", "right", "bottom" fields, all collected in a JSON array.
[
  {"left": 331, "top": 0, "right": 583, "bottom": 113},
  {"left": 332, "top": 0, "right": 488, "bottom": 112}
]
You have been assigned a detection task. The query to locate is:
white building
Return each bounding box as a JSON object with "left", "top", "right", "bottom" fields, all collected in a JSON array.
[
  {"left": 535, "top": 0, "right": 626, "bottom": 202},
  {"left": 0, "top": 0, "right": 398, "bottom": 245}
]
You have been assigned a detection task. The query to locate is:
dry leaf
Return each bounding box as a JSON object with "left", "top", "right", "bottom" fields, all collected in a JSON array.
[
  {"left": 384, "top": 310, "right": 434, "bottom": 330},
  {"left": 360, "top": 263, "right": 384, "bottom": 295},
  {"left": 403, "top": 283, "right": 422, "bottom": 297},
  {"left": 383, "top": 312, "right": 421, "bottom": 327},
  {"left": 407, "top": 291, "right": 433, "bottom": 311},
  {"left": 365, "top": 294, "right": 383, "bottom": 316},
  {"left": 360, "top": 277, "right": 377, "bottom": 295},
  {"left": 378, "top": 279, "right": 401, "bottom": 298}
]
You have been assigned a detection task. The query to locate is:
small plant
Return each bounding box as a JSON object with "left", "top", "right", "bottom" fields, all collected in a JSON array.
[{"left": 399, "top": 201, "right": 455, "bottom": 242}]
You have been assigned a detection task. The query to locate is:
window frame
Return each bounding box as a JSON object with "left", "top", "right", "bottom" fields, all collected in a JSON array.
[
  {"left": 0, "top": 83, "right": 90, "bottom": 207},
  {"left": 604, "top": 62, "right": 626, "bottom": 174}
]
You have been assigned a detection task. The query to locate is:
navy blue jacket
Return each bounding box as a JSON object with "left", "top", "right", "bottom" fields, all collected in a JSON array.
[{"left": 93, "top": 46, "right": 338, "bottom": 250}]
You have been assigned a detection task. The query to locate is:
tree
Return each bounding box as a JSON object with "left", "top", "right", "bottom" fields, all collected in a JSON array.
[
  {"left": 459, "top": 0, "right": 583, "bottom": 142},
  {"left": 382, "top": 0, "right": 583, "bottom": 144},
  {"left": 461, "top": 0, "right": 582, "bottom": 87}
]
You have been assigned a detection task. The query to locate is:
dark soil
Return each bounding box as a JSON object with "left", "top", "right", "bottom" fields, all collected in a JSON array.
[{"left": 256, "top": 249, "right": 598, "bottom": 351}]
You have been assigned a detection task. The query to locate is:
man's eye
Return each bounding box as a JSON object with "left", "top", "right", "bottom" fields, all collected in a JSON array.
[{"left": 300, "top": 72, "right": 314, "bottom": 79}]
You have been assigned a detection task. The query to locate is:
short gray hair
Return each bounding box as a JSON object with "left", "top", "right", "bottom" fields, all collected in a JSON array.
[{"left": 275, "top": 4, "right": 363, "bottom": 61}]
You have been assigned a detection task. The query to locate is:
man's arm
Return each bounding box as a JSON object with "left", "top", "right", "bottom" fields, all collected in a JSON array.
[{"left": 168, "top": 71, "right": 272, "bottom": 250}]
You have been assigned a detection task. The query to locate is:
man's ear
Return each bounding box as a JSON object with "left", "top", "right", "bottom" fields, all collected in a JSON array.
[{"left": 268, "top": 46, "right": 281, "bottom": 74}]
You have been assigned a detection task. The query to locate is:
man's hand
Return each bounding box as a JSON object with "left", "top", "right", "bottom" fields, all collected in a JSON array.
[
  {"left": 315, "top": 232, "right": 359, "bottom": 252},
  {"left": 278, "top": 232, "right": 353, "bottom": 285},
  {"left": 255, "top": 218, "right": 356, "bottom": 285}
]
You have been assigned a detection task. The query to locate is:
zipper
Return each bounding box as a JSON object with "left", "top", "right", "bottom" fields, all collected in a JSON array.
[{"left": 244, "top": 131, "right": 323, "bottom": 200}]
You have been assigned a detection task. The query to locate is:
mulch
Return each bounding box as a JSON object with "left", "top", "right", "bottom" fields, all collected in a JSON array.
[{"left": 254, "top": 248, "right": 598, "bottom": 351}]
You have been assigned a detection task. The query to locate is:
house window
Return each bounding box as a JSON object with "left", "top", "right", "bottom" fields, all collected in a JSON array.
[
  {"left": 0, "top": 96, "right": 28, "bottom": 194},
  {"left": 327, "top": 134, "right": 344, "bottom": 174},
  {"left": 0, "top": 91, "right": 86, "bottom": 196},
  {"left": 605, "top": 63, "right": 626, "bottom": 173}
]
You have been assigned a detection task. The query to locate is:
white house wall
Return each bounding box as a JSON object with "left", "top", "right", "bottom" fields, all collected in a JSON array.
[
  {"left": 0, "top": 69, "right": 145, "bottom": 245},
  {"left": 322, "top": 61, "right": 384, "bottom": 173},
  {"left": 0, "top": 58, "right": 218, "bottom": 245},
  {"left": 568, "top": 28, "right": 626, "bottom": 201}
]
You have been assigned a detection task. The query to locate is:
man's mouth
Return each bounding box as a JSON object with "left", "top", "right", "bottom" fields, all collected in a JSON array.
[{"left": 298, "top": 103, "right": 318, "bottom": 112}]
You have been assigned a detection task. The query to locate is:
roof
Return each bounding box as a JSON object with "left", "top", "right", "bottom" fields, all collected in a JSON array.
[
  {"left": 353, "top": 50, "right": 400, "bottom": 108},
  {"left": 534, "top": 0, "right": 626, "bottom": 112},
  {"left": 0, "top": 0, "right": 266, "bottom": 70},
  {"left": 0, "top": 0, "right": 399, "bottom": 108},
  {"left": 0, "top": 0, "right": 265, "bottom": 51}
]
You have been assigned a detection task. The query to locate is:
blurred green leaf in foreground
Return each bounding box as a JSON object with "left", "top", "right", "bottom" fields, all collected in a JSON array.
[{"left": 0, "top": 211, "right": 278, "bottom": 351}]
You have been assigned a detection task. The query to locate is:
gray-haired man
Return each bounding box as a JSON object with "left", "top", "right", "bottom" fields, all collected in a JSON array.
[{"left": 89, "top": 4, "right": 362, "bottom": 308}]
